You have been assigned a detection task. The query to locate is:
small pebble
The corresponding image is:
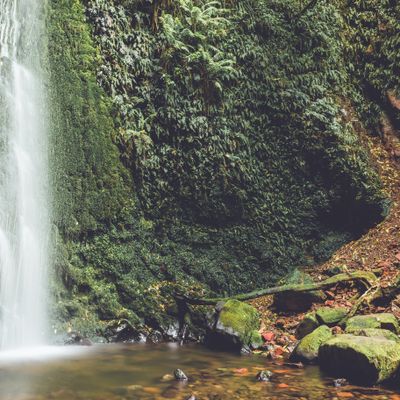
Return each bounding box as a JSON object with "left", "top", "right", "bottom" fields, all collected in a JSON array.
[
  {"left": 256, "top": 370, "right": 273, "bottom": 382},
  {"left": 333, "top": 378, "right": 348, "bottom": 387},
  {"left": 174, "top": 368, "right": 188, "bottom": 381}
]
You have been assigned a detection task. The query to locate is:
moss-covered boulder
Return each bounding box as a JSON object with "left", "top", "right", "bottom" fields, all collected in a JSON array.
[
  {"left": 273, "top": 270, "right": 326, "bottom": 312},
  {"left": 345, "top": 314, "right": 399, "bottom": 334},
  {"left": 206, "top": 299, "right": 262, "bottom": 352},
  {"left": 316, "top": 307, "right": 348, "bottom": 326},
  {"left": 291, "top": 325, "right": 332, "bottom": 363},
  {"left": 349, "top": 328, "right": 400, "bottom": 342},
  {"left": 319, "top": 335, "right": 400, "bottom": 384},
  {"left": 295, "top": 312, "right": 320, "bottom": 339}
]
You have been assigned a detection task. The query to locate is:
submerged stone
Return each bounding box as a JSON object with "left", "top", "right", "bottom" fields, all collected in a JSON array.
[
  {"left": 296, "top": 312, "right": 319, "bottom": 339},
  {"left": 319, "top": 334, "right": 400, "bottom": 384},
  {"left": 206, "top": 299, "right": 261, "bottom": 352},
  {"left": 174, "top": 369, "right": 188, "bottom": 381},
  {"left": 345, "top": 313, "right": 399, "bottom": 334},
  {"left": 315, "top": 307, "right": 348, "bottom": 326},
  {"left": 291, "top": 325, "right": 332, "bottom": 363},
  {"left": 256, "top": 370, "right": 273, "bottom": 382}
]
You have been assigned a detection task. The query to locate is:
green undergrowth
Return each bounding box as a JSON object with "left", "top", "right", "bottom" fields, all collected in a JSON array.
[{"left": 45, "top": 0, "right": 394, "bottom": 336}]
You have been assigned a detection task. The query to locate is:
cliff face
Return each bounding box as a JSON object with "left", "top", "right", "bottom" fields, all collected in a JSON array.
[{"left": 46, "top": 0, "right": 398, "bottom": 334}]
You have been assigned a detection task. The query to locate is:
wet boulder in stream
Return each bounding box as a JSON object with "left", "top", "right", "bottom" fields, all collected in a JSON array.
[
  {"left": 319, "top": 334, "right": 400, "bottom": 384},
  {"left": 206, "top": 299, "right": 262, "bottom": 352}
]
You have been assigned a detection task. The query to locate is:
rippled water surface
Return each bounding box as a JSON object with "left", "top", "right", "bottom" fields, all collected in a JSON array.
[{"left": 0, "top": 344, "right": 398, "bottom": 400}]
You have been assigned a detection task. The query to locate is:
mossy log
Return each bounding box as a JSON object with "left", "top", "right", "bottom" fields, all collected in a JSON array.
[{"left": 180, "top": 271, "right": 377, "bottom": 306}]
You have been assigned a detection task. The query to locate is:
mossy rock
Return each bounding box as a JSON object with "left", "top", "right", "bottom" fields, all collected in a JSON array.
[
  {"left": 324, "top": 265, "right": 349, "bottom": 277},
  {"left": 315, "top": 307, "right": 348, "bottom": 326},
  {"left": 291, "top": 325, "right": 332, "bottom": 363},
  {"left": 296, "top": 312, "right": 320, "bottom": 339},
  {"left": 206, "top": 299, "right": 261, "bottom": 352},
  {"left": 319, "top": 334, "right": 400, "bottom": 384},
  {"left": 273, "top": 270, "right": 326, "bottom": 312},
  {"left": 345, "top": 314, "right": 399, "bottom": 334},
  {"left": 348, "top": 328, "right": 400, "bottom": 342}
]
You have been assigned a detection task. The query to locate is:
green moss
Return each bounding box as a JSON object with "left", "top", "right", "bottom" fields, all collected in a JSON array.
[
  {"left": 296, "top": 312, "right": 319, "bottom": 339},
  {"left": 345, "top": 314, "right": 399, "bottom": 334},
  {"left": 293, "top": 325, "right": 332, "bottom": 362},
  {"left": 218, "top": 300, "right": 261, "bottom": 347},
  {"left": 315, "top": 307, "right": 348, "bottom": 326},
  {"left": 349, "top": 328, "right": 400, "bottom": 342}
]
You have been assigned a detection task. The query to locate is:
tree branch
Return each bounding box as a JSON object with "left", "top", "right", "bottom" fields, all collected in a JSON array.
[{"left": 179, "top": 271, "right": 377, "bottom": 306}]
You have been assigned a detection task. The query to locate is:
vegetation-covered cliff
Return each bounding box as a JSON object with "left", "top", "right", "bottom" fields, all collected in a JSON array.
[{"left": 45, "top": 0, "right": 399, "bottom": 336}]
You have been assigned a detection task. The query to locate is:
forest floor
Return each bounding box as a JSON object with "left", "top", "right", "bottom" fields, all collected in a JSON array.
[{"left": 249, "top": 124, "right": 400, "bottom": 359}]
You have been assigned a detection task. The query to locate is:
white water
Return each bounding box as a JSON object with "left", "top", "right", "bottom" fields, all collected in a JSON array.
[{"left": 0, "top": 0, "right": 49, "bottom": 349}]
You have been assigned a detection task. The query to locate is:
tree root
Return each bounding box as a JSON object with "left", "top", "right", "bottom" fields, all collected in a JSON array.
[
  {"left": 179, "top": 271, "right": 377, "bottom": 306},
  {"left": 338, "top": 285, "right": 382, "bottom": 327}
]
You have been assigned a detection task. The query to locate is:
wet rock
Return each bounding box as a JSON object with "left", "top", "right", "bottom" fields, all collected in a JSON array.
[
  {"left": 64, "top": 332, "right": 93, "bottom": 346},
  {"left": 147, "top": 330, "right": 163, "bottom": 344},
  {"left": 174, "top": 368, "right": 188, "bottom": 381},
  {"left": 315, "top": 307, "right": 348, "bottom": 326},
  {"left": 296, "top": 312, "right": 319, "bottom": 339},
  {"left": 256, "top": 370, "right": 273, "bottom": 382},
  {"left": 163, "top": 321, "right": 180, "bottom": 341},
  {"left": 206, "top": 299, "right": 262, "bottom": 352},
  {"left": 291, "top": 325, "right": 332, "bottom": 363},
  {"left": 273, "top": 270, "right": 326, "bottom": 312},
  {"left": 333, "top": 378, "right": 348, "bottom": 387},
  {"left": 319, "top": 334, "right": 400, "bottom": 384},
  {"left": 345, "top": 313, "right": 399, "bottom": 334},
  {"left": 348, "top": 328, "right": 400, "bottom": 342},
  {"left": 105, "top": 319, "right": 146, "bottom": 343}
]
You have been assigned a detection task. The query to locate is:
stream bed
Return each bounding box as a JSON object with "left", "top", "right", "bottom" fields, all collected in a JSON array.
[{"left": 0, "top": 343, "right": 399, "bottom": 400}]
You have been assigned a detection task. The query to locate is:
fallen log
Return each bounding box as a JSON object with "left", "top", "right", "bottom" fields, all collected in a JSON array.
[{"left": 180, "top": 271, "right": 377, "bottom": 306}]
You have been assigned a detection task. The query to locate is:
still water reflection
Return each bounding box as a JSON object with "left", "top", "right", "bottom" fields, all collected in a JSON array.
[{"left": 0, "top": 343, "right": 398, "bottom": 400}]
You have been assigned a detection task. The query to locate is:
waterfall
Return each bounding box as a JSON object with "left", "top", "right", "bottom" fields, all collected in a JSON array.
[{"left": 0, "top": 0, "right": 49, "bottom": 349}]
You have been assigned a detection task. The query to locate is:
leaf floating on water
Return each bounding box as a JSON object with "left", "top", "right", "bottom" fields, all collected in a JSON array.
[
  {"left": 233, "top": 368, "right": 249, "bottom": 375},
  {"left": 276, "top": 383, "right": 289, "bottom": 388},
  {"left": 336, "top": 392, "right": 354, "bottom": 398}
]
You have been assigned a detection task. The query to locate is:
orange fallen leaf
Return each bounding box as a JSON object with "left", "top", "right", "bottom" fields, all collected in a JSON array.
[
  {"left": 143, "top": 387, "right": 160, "bottom": 394},
  {"left": 233, "top": 368, "right": 249, "bottom": 375},
  {"left": 262, "top": 332, "right": 275, "bottom": 342},
  {"left": 337, "top": 392, "right": 354, "bottom": 398},
  {"left": 276, "top": 383, "right": 289, "bottom": 388},
  {"left": 273, "top": 346, "right": 285, "bottom": 357},
  {"left": 273, "top": 369, "right": 291, "bottom": 374}
]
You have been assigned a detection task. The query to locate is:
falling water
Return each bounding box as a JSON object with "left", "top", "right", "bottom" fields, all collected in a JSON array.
[{"left": 0, "top": 0, "right": 49, "bottom": 349}]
